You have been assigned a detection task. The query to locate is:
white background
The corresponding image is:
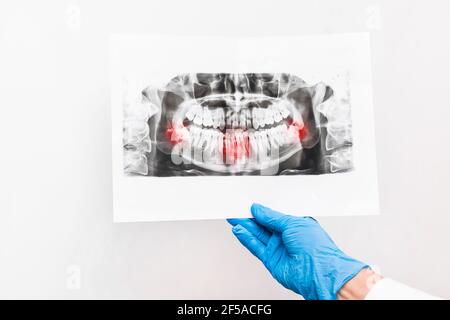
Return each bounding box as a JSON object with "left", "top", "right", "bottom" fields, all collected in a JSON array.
[{"left": 1, "top": 0, "right": 449, "bottom": 299}]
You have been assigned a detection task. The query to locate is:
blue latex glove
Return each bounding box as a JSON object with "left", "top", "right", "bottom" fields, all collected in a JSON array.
[{"left": 228, "top": 204, "right": 368, "bottom": 300}]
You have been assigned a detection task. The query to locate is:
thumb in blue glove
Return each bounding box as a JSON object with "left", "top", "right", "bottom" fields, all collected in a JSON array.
[{"left": 228, "top": 204, "right": 368, "bottom": 300}]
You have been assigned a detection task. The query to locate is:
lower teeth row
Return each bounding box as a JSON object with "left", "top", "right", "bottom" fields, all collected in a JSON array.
[{"left": 170, "top": 124, "right": 302, "bottom": 166}]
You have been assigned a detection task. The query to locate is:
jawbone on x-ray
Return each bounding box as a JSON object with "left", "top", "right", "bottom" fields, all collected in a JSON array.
[{"left": 123, "top": 73, "right": 353, "bottom": 177}]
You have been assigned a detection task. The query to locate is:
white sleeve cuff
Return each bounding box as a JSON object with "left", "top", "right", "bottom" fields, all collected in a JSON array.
[{"left": 365, "top": 278, "right": 442, "bottom": 300}]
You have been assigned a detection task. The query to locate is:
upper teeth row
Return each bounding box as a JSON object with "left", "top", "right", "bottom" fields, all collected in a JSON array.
[{"left": 184, "top": 102, "right": 292, "bottom": 130}]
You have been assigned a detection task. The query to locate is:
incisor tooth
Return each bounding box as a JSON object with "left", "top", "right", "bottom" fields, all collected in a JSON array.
[
  {"left": 231, "top": 113, "right": 239, "bottom": 129},
  {"left": 239, "top": 111, "right": 247, "bottom": 130}
]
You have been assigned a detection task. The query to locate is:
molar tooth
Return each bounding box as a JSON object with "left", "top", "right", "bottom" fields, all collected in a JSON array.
[
  {"left": 170, "top": 124, "right": 189, "bottom": 143},
  {"left": 191, "top": 126, "right": 201, "bottom": 147},
  {"left": 287, "top": 124, "right": 300, "bottom": 145},
  {"left": 185, "top": 106, "right": 196, "bottom": 121},
  {"left": 195, "top": 129, "right": 209, "bottom": 162},
  {"left": 279, "top": 124, "right": 289, "bottom": 145},
  {"left": 268, "top": 127, "right": 279, "bottom": 149},
  {"left": 206, "top": 130, "right": 216, "bottom": 164},
  {"left": 271, "top": 105, "right": 282, "bottom": 122},
  {"left": 248, "top": 130, "right": 258, "bottom": 164},
  {"left": 252, "top": 108, "right": 260, "bottom": 129},
  {"left": 181, "top": 139, "right": 192, "bottom": 163},
  {"left": 265, "top": 108, "right": 274, "bottom": 126},
  {"left": 202, "top": 130, "right": 214, "bottom": 162},
  {"left": 258, "top": 108, "right": 266, "bottom": 128},
  {"left": 279, "top": 102, "right": 290, "bottom": 118},
  {"left": 193, "top": 107, "right": 203, "bottom": 126},
  {"left": 274, "top": 126, "right": 283, "bottom": 146},
  {"left": 203, "top": 107, "right": 213, "bottom": 127},
  {"left": 258, "top": 108, "right": 266, "bottom": 127},
  {"left": 256, "top": 131, "right": 268, "bottom": 162},
  {"left": 212, "top": 109, "right": 220, "bottom": 128}
]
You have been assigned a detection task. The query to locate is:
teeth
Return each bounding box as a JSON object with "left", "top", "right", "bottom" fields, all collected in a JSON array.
[
  {"left": 257, "top": 108, "right": 266, "bottom": 128},
  {"left": 239, "top": 111, "right": 247, "bottom": 130},
  {"left": 235, "top": 130, "right": 246, "bottom": 165},
  {"left": 252, "top": 108, "right": 260, "bottom": 129},
  {"left": 274, "top": 126, "right": 284, "bottom": 146},
  {"left": 271, "top": 105, "right": 282, "bottom": 123},
  {"left": 212, "top": 109, "right": 220, "bottom": 128},
  {"left": 224, "top": 131, "right": 233, "bottom": 164},
  {"left": 268, "top": 127, "right": 279, "bottom": 149},
  {"left": 231, "top": 113, "right": 239, "bottom": 129},
  {"left": 248, "top": 130, "right": 258, "bottom": 164},
  {"left": 218, "top": 109, "right": 225, "bottom": 130},
  {"left": 202, "top": 130, "right": 214, "bottom": 162},
  {"left": 245, "top": 109, "right": 252, "bottom": 129},
  {"left": 258, "top": 109, "right": 266, "bottom": 127},
  {"left": 181, "top": 139, "right": 192, "bottom": 163},
  {"left": 279, "top": 124, "right": 288, "bottom": 145},
  {"left": 170, "top": 124, "right": 189, "bottom": 143},
  {"left": 242, "top": 131, "right": 249, "bottom": 159},
  {"left": 193, "top": 107, "right": 203, "bottom": 126},
  {"left": 287, "top": 124, "right": 301, "bottom": 145},
  {"left": 178, "top": 95, "right": 307, "bottom": 169},
  {"left": 226, "top": 109, "right": 233, "bottom": 128},
  {"left": 216, "top": 131, "right": 224, "bottom": 164},
  {"left": 278, "top": 102, "right": 290, "bottom": 118},
  {"left": 256, "top": 131, "right": 269, "bottom": 162},
  {"left": 265, "top": 108, "right": 274, "bottom": 126},
  {"left": 203, "top": 107, "right": 213, "bottom": 127},
  {"left": 189, "top": 126, "right": 201, "bottom": 162},
  {"left": 186, "top": 104, "right": 201, "bottom": 121}
]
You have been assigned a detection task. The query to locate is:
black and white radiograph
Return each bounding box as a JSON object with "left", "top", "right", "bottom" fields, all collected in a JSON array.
[{"left": 122, "top": 73, "right": 353, "bottom": 176}]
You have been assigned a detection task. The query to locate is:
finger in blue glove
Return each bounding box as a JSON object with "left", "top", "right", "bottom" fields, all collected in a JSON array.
[{"left": 228, "top": 203, "right": 368, "bottom": 300}]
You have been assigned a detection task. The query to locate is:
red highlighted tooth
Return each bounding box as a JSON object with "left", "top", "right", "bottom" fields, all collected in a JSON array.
[
  {"left": 288, "top": 120, "right": 308, "bottom": 142},
  {"left": 166, "top": 121, "right": 186, "bottom": 145}
]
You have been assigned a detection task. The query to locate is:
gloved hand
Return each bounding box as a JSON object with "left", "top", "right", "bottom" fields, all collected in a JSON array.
[{"left": 228, "top": 204, "right": 368, "bottom": 300}]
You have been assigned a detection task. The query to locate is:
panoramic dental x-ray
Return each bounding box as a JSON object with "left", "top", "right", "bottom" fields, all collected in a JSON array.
[{"left": 123, "top": 73, "right": 353, "bottom": 177}]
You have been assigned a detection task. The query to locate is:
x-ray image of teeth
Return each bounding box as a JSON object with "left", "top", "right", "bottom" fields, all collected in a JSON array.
[{"left": 123, "top": 73, "right": 353, "bottom": 177}]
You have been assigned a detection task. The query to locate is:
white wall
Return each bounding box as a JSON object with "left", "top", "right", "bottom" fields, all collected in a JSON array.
[{"left": 1, "top": 0, "right": 449, "bottom": 299}]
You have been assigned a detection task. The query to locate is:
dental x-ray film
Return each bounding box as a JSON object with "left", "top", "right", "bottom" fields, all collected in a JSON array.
[
  {"left": 111, "top": 34, "right": 379, "bottom": 222},
  {"left": 125, "top": 73, "right": 352, "bottom": 177}
]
